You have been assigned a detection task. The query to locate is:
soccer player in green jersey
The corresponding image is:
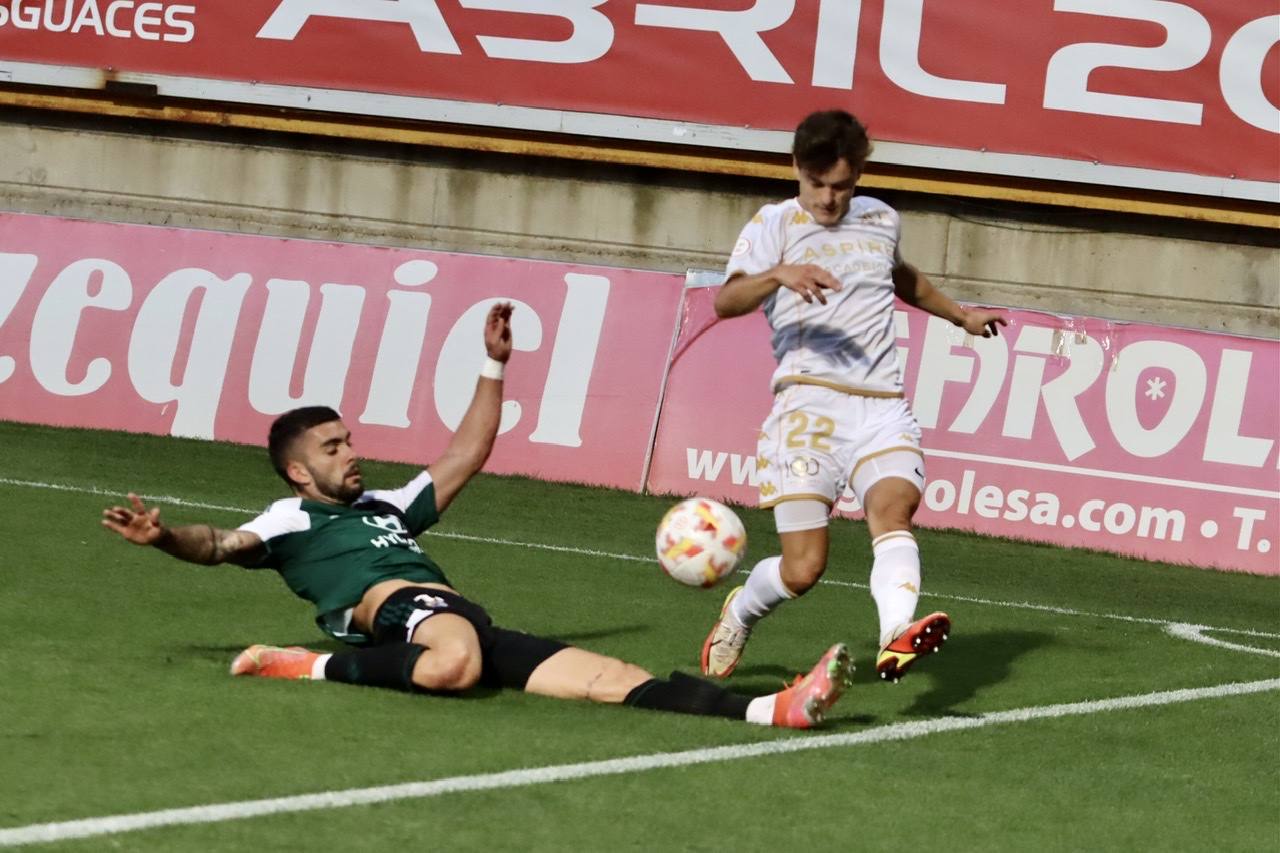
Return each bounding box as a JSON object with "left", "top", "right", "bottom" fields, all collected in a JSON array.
[{"left": 102, "top": 303, "right": 851, "bottom": 728}]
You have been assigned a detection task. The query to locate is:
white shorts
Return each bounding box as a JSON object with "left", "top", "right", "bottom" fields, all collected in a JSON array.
[{"left": 756, "top": 384, "right": 925, "bottom": 511}]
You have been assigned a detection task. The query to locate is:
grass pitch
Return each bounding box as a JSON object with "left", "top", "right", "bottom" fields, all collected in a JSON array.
[{"left": 1, "top": 420, "right": 1277, "bottom": 851}]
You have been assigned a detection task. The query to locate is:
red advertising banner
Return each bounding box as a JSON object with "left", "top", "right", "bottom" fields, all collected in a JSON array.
[
  {"left": 3, "top": 212, "right": 1277, "bottom": 573},
  {"left": 647, "top": 281, "right": 1280, "bottom": 575},
  {"left": 1, "top": 1, "right": 1276, "bottom": 199},
  {"left": 0, "top": 213, "right": 683, "bottom": 490}
]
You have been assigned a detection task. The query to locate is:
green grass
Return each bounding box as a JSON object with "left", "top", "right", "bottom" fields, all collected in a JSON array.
[{"left": 1, "top": 420, "right": 1277, "bottom": 852}]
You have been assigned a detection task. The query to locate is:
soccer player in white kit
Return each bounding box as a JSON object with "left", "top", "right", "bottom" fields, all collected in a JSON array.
[{"left": 701, "top": 110, "right": 1006, "bottom": 682}]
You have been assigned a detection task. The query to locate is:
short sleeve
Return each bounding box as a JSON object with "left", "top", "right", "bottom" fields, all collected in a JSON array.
[
  {"left": 236, "top": 498, "right": 310, "bottom": 568},
  {"left": 725, "top": 205, "right": 785, "bottom": 280},
  {"left": 359, "top": 470, "right": 439, "bottom": 536}
]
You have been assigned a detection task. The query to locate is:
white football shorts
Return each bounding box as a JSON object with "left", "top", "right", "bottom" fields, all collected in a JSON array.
[{"left": 755, "top": 384, "right": 925, "bottom": 512}]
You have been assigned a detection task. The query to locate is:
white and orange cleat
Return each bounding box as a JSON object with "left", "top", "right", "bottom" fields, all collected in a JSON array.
[
  {"left": 700, "top": 586, "right": 751, "bottom": 678},
  {"left": 771, "top": 643, "right": 854, "bottom": 729},
  {"left": 230, "top": 644, "right": 320, "bottom": 680},
  {"left": 876, "top": 612, "right": 950, "bottom": 683}
]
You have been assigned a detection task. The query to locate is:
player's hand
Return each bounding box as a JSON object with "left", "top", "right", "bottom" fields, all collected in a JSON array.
[
  {"left": 776, "top": 264, "right": 842, "bottom": 305},
  {"left": 102, "top": 493, "right": 166, "bottom": 546},
  {"left": 484, "top": 302, "right": 514, "bottom": 363},
  {"left": 959, "top": 309, "right": 1008, "bottom": 338}
]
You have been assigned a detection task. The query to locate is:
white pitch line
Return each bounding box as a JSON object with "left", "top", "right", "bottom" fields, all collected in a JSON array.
[
  {"left": 7, "top": 476, "right": 1278, "bottom": 638},
  {"left": 2, "top": 677, "right": 1276, "bottom": 848},
  {"left": 1166, "top": 623, "right": 1280, "bottom": 658}
]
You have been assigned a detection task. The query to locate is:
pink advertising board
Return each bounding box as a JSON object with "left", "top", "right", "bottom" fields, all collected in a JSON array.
[
  {"left": 0, "top": 213, "right": 683, "bottom": 490},
  {"left": 648, "top": 282, "right": 1280, "bottom": 575}
]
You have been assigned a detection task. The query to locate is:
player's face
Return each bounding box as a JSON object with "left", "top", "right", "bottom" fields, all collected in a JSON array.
[
  {"left": 290, "top": 420, "right": 364, "bottom": 504},
  {"left": 796, "top": 158, "right": 859, "bottom": 226}
]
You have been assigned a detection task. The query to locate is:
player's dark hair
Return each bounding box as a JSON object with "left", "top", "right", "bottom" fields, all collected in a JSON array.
[
  {"left": 268, "top": 406, "right": 341, "bottom": 486},
  {"left": 792, "top": 110, "right": 872, "bottom": 174}
]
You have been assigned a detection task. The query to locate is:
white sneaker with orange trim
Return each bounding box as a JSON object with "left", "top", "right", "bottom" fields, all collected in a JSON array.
[{"left": 700, "top": 586, "right": 751, "bottom": 678}]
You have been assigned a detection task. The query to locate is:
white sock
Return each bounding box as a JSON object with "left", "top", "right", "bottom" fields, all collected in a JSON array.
[
  {"left": 745, "top": 694, "right": 776, "bottom": 726},
  {"left": 728, "top": 556, "right": 795, "bottom": 629},
  {"left": 310, "top": 653, "right": 332, "bottom": 681},
  {"left": 870, "top": 531, "right": 921, "bottom": 647}
]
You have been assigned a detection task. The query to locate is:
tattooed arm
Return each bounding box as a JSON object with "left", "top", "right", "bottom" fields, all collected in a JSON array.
[{"left": 102, "top": 493, "right": 265, "bottom": 567}]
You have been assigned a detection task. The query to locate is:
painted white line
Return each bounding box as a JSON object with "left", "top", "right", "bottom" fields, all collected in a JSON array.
[
  {"left": 1165, "top": 623, "right": 1280, "bottom": 658},
  {"left": 925, "top": 448, "right": 1280, "bottom": 500},
  {"left": 7, "top": 476, "right": 1277, "bottom": 638},
  {"left": 2, "top": 677, "right": 1276, "bottom": 848},
  {"left": 810, "top": 575, "right": 1280, "bottom": 639}
]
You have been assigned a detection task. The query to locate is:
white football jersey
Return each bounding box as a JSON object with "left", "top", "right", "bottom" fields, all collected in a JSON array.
[{"left": 726, "top": 195, "right": 904, "bottom": 395}]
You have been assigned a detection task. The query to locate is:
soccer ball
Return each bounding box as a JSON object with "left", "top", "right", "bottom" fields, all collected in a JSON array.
[{"left": 655, "top": 498, "right": 747, "bottom": 588}]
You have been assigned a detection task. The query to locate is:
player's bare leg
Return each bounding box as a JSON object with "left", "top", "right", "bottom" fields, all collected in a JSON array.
[
  {"left": 408, "top": 613, "right": 484, "bottom": 691},
  {"left": 524, "top": 647, "right": 653, "bottom": 702},
  {"left": 701, "top": 522, "right": 827, "bottom": 677},
  {"left": 528, "top": 645, "right": 850, "bottom": 728},
  {"left": 863, "top": 476, "right": 949, "bottom": 681},
  {"left": 232, "top": 612, "right": 485, "bottom": 692}
]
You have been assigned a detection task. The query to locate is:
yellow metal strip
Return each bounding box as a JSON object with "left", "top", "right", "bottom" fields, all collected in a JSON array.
[{"left": 2, "top": 88, "right": 1275, "bottom": 230}]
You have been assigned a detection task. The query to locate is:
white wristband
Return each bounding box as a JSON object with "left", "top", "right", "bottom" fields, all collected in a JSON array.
[{"left": 480, "top": 357, "right": 505, "bottom": 380}]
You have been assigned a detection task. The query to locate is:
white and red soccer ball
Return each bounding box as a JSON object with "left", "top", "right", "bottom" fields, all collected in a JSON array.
[{"left": 655, "top": 498, "right": 747, "bottom": 588}]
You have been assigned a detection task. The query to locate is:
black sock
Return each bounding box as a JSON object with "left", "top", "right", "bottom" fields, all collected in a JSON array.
[
  {"left": 324, "top": 642, "right": 425, "bottom": 692},
  {"left": 623, "top": 671, "right": 752, "bottom": 719}
]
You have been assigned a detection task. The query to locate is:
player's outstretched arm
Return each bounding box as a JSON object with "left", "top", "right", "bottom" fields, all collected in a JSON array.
[
  {"left": 892, "top": 262, "right": 1007, "bottom": 338},
  {"left": 428, "top": 302, "right": 513, "bottom": 514},
  {"left": 102, "top": 493, "right": 265, "bottom": 566},
  {"left": 715, "top": 265, "right": 843, "bottom": 318}
]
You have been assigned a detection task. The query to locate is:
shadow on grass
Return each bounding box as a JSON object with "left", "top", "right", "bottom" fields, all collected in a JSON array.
[
  {"left": 898, "top": 629, "right": 1053, "bottom": 717},
  {"left": 548, "top": 623, "right": 651, "bottom": 644}
]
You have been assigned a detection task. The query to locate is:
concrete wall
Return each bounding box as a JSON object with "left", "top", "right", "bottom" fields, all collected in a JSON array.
[{"left": 2, "top": 109, "right": 1277, "bottom": 337}]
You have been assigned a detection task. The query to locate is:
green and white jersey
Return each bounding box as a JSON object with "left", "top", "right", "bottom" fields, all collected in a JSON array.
[{"left": 237, "top": 470, "right": 451, "bottom": 644}]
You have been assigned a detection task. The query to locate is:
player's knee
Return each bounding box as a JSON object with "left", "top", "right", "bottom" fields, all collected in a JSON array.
[
  {"left": 781, "top": 551, "right": 827, "bottom": 593},
  {"left": 864, "top": 481, "right": 920, "bottom": 530},
  {"left": 590, "top": 658, "right": 652, "bottom": 703},
  {"left": 412, "top": 641, "right": 482, "bottom": 692}
]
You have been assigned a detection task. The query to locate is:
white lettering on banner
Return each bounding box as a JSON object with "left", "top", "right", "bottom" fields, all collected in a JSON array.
[
  {"left": 910, "top": 317, "right": 973, "bottom": 430},
  {"left": 910, "top": 317, "right": 1007, "bottom": 434},
  {"left": 359, "top": 260, "right": 436, "bottom": 428},
  {"left": 29, "top": 259, "right": 131, "bottom": 396},
  {"left": 1220, "top": 16, "right": 1280, "bottom": 134},
  {"left": 434, "top": 297, "right": 540, "bottom": 435},
  {"left": 0, "top": 0, "right": 196, "bottom": 40},
  {"left": 237, "top": 0, "right": 1279, "bottom": 138},
  {"left": 1233, "top": 507, "right": 1268, "bottom": 550},
  {"left": 257, "top": 0, "right": 462, "bottom": 53},
  {"left": 126, "top": 269, "right": 252, "bottom": 439},
  {"left": 811, "top": 0, "right": 860, "bottom": 88},
  {"left": 468, "top": 0, "right": 612, "bottom": 64},
  {"left": 258, "top": 0, "right": 611, "bottom": 62},
  {"left": 1045, "top": 0, "right": 1210, "bottom": 124},
  {"left": 1204, "top": 350, "right": 1275, "bottom": 467},
  {"left": 1013, "top": 325, "right": 1105, "bottom": 458},
  {"left": 924, "top": 470, "right": 1194, "bottom": 542},
  {"left": 634, "top": 0, "right": 796, "bottom": 84},
  {"left": 528, "top": 273, "right": 609, "bottom": 448},
  {"left": 948, "top": 332, "right": 1006, "bottom": 433},
  {"left": 247, "top": 280, "right": 365, "bottom": 415},
  {"left": 880, "top": 0, "right": 1006, "bottom": 104},
  {"left": 1107, "top": 340, "right": 1206, "bottom": 458},
  {"left": 0, "top": 253, "right": 38, "bottom": 384},
  {"left": 685, "top": 449, "right": 760, "bottom": 487},
  {"left": 106, "top": 0, "right": 131, "bottom": 37}
]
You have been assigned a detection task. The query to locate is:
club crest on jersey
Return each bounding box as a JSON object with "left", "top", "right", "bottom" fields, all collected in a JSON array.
[{"left": 732, "top": 237, "right": 751, "bottom": 256}]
